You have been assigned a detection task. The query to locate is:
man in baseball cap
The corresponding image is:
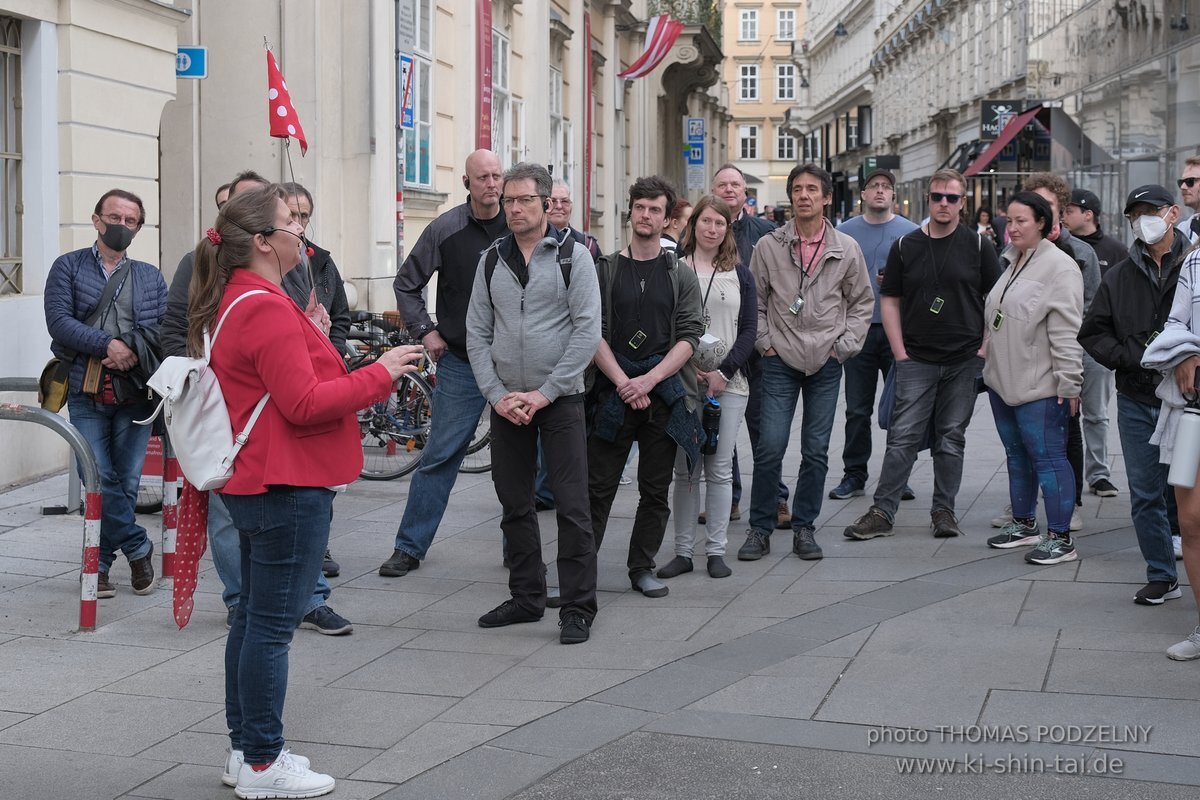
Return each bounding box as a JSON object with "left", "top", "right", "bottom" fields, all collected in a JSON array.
[{"left": 1064, "top": 189, "right": 1127, "bottom": 278}]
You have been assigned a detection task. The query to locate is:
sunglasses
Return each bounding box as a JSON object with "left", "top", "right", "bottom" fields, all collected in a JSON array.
[
  {"left": 929, "top": 192, "right": 963, "bottom": 204},
  {"left": 1180, "top": 177, "right": 1199, "bottom": 189}
]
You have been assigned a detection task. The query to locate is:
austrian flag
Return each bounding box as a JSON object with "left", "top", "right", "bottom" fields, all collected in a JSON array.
[
  {"left": 618, "top": 14, "right": 684, "bottom": 80},
  {"left": 266, "top": 50, "right": 308, "bottom": 155}
]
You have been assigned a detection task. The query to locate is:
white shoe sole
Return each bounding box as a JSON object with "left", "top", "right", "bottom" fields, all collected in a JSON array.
[
  {"left": 987, "top": 534, "right": 1041, "bottom": 549},
  {"left": 234, "top": 782, "right": 334, "bottom": 800},
  {"left": 1026, "top": 550, "right": 1079, "bottom": 565},
  {"left": 1134, "top": 586, "right": 1183, "bottom": 606}
]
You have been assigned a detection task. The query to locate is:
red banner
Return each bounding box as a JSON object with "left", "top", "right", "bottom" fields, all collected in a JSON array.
[
  {"left": 476, "top": 0, "right": 493, "bottom": 150},
  {"left": 583, "top": 12, "right": 593, "bottom": 233}
]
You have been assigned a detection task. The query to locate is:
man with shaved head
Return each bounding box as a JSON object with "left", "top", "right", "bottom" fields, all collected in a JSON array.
[{"left": 380, "top": 150, "right": 511, "bottom": 577}]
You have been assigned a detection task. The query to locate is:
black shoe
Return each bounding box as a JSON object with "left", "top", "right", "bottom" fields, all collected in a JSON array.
[
  {"left": 299, "top": 605, "right": 354, "bottom": 635},
  {"left": 1134, "top": 580, "right": 1182, "bottom": 606},
  {"left": 129, "top": 550, "right": 155, "bottom": 595},
  {"left": 737, "top": 529, "right": 771, "bottom": 561},
  {"left": 792, "top": 526, "right": 824, "bottom": 560},
  {"left": 379, "top": 549, "right": 420, "bottom": 577},
  {"left": 535, "top": 498, "right": 555, "bottom": 512},
  {"left": 901, "top": 485, "right": 916, "bottom": 501},
  {"left": 322, "top": 548, "right": 340, "bottom": 578},
  {"left": 656, "top": 556, "right": 693, "bottom": 579},
  {"left": 707, "top": 555, "right": 732, "bottom": 578},
  {"left": 96, "top": 572, "right": 116, "bottom": 599},
  {"left": 631, "top": 573, "right": 670, "bottom": 598},
  {"left": 829, "top": 477, "right": 865, "bottom": 500},
  {"left": 478, "top": 599, "right": 543, "bottom": 628},
  {"left": 559, "top": 611, "right": 591, "bottom": 644},
  {"left": 546, "top": 587, "right": 563, "bottom": 608}
]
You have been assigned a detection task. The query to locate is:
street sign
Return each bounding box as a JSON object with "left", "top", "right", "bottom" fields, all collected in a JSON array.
[
  {"left": 687, "top": 117, "right": 705, "bottom": 143},
  {"left": 687, "top": 142, "right": 704, "bottom": 165},
  {"left": 399, "top": 54, "right": 415, "bottom": 130},
  {"left": 176, "top": 47, "right": 208, "bottom": 79}
]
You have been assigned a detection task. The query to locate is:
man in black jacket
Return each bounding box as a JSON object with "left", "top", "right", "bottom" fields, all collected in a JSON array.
[{"left": 1079, "top": 184, "right": 1190, "bottom": 606}]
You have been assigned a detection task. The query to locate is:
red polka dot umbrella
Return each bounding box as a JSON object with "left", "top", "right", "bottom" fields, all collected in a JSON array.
[{"left": 266, "top": 50, "right": 308, "bottom": 155}]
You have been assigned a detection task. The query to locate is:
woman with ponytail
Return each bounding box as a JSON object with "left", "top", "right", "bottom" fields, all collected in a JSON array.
[{"left": 191, "top": 184, "right": 423, "bottom": 799}]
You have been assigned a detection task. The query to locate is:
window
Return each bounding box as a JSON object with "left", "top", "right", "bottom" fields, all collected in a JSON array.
[
  {"left": 777, "top": 9, "right": 796, "bottom": 41},
  {"left": 739, "top": 124, "right": 759, "bottom": 160},
  {"left": 738, "top": 64, "right": 758, "bottom": 102},
  {"left": 492, "top": 30, "right": 511, "bottom": 167},
  {"left": 847, "top": 114, "right": 859, "bottom": 150},
  {"left": 776, "top": 64, "right": 795, "bottom": 102},
  {"left": 739, "top": 10, "right": 758, "bottom": 41},
  {"left": 401, "top": 0, "right": 433, "bottom": 188},
  {"left": 0, "top": 16, "right": 20, "bottom": 295},
  {"left": 803, "top": 132, "right": 821, "bottom": 162},
  {"left": 776, "top": 129, "right": 796, "bottom": 160},
  {"left": 549, "top": 67, "right": 564, "bottom": 179}
]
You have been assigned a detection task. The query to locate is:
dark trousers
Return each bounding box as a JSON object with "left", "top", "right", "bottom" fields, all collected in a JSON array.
[
  {"left": 840, "top": 323, "right": 894, "bottom": 482},
  {"left": 492, "top": 398, "right": 597, "bottom": 621},
  {"left": 1067, "top": 409, "right": 1083, "bottom": 506},
  {"left": 732, "top": 364, "right": 789, "bottom": 507},
  {"left": 589, "top": 395, "right": 676, "bottom": 580}
]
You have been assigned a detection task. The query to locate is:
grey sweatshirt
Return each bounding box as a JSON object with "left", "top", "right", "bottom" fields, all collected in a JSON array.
[{"left": 466, "top": 229, "right": 601, "bottom": 406}]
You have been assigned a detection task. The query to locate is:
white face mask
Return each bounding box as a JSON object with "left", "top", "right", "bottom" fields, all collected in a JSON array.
[{"left": 1133, "top": 212, "right": 1169, "bottom": 245}]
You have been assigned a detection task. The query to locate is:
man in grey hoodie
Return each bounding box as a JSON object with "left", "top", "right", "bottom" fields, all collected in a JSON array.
[{"left": 466, "top": 163, "right": 602, "bottom": 645}]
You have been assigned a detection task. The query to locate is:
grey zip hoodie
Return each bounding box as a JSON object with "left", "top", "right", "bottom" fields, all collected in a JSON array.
[{"left": 466, "top": 228, "right": 601, "bottom": 406}]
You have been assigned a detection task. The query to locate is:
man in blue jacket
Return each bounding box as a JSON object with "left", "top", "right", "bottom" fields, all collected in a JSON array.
[{"left": 44, "top": 189, "right": 167, "bottom": 599}]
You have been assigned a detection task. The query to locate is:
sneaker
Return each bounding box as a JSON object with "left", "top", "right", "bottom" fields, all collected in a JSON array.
[
  {"left": 991, "top": 504, "right": 1013, "bottom": 528},
  {"left": 478, "top": 598, "right": 542, "bottom": 628},
  {"left": 1175, "top": 534, "right": 1184, "bottom": 560},
  {"left": 321, "top": 549, "right": 340, "bottom": 578},
  {"left": 618, "top": 474, "right": 632, "bottom": 486},
  {"left": 930, "top": 508, "right": 962, "bottom": 538},
  {"left": 1089, "top": 478, "right": 1119, "bottom": 497},
  {"left": 901, "top": 485, "right": 917, "bottom": 501},
  {"left": 534, "top": 498, "right": 555, "bottom": 512},
  {"left": 1070, "top": 507, "right": 1083, "bottom": 532},
  {"left": 843, "top": 508, "right": 893, "bottom": 540},
  {"left": 223, "top": 748, "right": 310, "bottom": 788},
  {"left": 299, "top": 606, "right": 353, "bottom": 635},
  {"left": 96, "top": 572, "right": 116, "bottom": 599},
  {"left": 1025, "top": 534, "right": 1078, "bottom": 565},
  {"left": 1167, "top": 626, "right": 1200, "bottom": 661},
  {"left": 792, "top": 526, "right": 823, "bottom": 560},
  {"left": 546, "top": 587, "right": 563, "bottom": 609},
  {"left": 234, "top": 750, "right": 333, "bottom": 799},
  {"left": 729, "top": 503, "right": 741, "bottom": 521},
  {"left": 656, "top": 555, "right": 693, "bottom": 579},
  {"left": 1134, "top": 581, "right": 1182, "bottom": 606},
  {"left": 697, "top": 511, "right": 706, "bottom": 524},
  {"left": 775, "top": 502, "right": 792, "bottom": 530},
  {"left": 829, "top": 477, "right": 864, "bottom": 500},
  {"left": 379, "top": 548, "right": 420, "bottom": 577},
  {"left": 707, "top": 555, "right": 732, "bottom": 578},
  {"left": 987, "top": 520, "right": 1041, "bottom": 549},
  {"left": 129, "top": 551, "right": 155, "bottom": 595},
  {"left": 737, "top": 529, "right": 771, "bottom": 561},
  {"left": 559, "top": 611, "right": 591, "bottom": 644}
]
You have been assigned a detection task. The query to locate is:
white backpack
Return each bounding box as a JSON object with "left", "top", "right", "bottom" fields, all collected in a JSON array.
[{"left": 138, "top": 290, "right": 270, "bottom": 490}]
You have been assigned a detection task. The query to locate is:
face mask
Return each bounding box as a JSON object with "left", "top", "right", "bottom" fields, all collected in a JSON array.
[
  {"left": 1133, "top": 212, "right": 1168, "bottom": 245},
  {"left": 99, "top": 223, "right": 136, "bottom": 252}
]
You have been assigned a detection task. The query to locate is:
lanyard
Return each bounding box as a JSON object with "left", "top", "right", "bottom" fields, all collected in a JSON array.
[
  {"left": 997, "top": 249, "right": 1032, "bottom": 308},
  {"left": 687, "top": 257, "right": 720, "bottom": 321},
  {"left": 797, "top": 232, "right": 825, "bottom": 297}
]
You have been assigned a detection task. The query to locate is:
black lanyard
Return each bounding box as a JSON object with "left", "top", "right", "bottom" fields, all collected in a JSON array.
[
  {"left": 687, "top": 257, "right": 719, "bottom": 320},
  {"left": 997, "top": 249, "right": 1032, "bottom": 308},
  {"left": 798, "top": 233, "right": 825, "bottom": 295}
]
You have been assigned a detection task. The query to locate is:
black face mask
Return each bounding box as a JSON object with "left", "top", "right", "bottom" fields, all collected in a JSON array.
[{"left": 99, "top": 222, "right": 136, "bottom": 253}]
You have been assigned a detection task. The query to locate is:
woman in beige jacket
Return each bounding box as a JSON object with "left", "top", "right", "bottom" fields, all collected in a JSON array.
[{"left": 982, "top": 191, "right": 1084, "bottom": 564}]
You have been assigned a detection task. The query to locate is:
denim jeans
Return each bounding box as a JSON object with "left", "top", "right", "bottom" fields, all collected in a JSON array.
[
  {"left": 840, "top": 323, "right": 894, "bottom": 483},
  {"left": 222, "top": 486, "right": 332, "bottom": 764},
  {"left": 873, "top": 356, "right": 982, "bottom": 520},
  {"left": 1117, "top": 395, "right": 1177, "bottom": 583},
  {"left": 1080, "top": 356, "right": 1114, "bottom": 485},
  {"left": 67, "top": 393, "right": 154, "bottom": 573},
  {"left": 732, "top": 364, "right": 788, "bottom": 507},
  {"left": 989, "top": 393, "right": 1074, "bottom": 534},
  {"left": 749, "top": 356, "right": 841, "bottom": 534},
  {"left": 673, "top": 391, "right": 748, "bottom": 556},
  {"left": 208, "top": 493, "right": 331, "bottom": 616},
  {"left": 394, "top": 352, "right": 487, "bottom": 560}
]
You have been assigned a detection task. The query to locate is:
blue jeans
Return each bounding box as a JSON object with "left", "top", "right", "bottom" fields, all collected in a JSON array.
[
  {"left": 732, "top": 364, "right": 788, "bottom": 507},
  {"left": 749, "top": 356, "right": 841, "bottom": 534},
  {"left": 873, "top": 356, "right": 982, "bottom": 520},
  {"left": 989, "top": 393, "right": 1074, "bottom": 534},
  {"left": 208, "top": 493, "right": 331, "bottom": 616},
  {"left": 840, "top": 323, "right": 894, "bottom": 483},
  {"left": 1117, "top": 395, "right": 1178, "bottom": 583},
  {"left": 67, "top": 393, "right": 154, "bottom": 573},
  {"left": 394, "top": 352, "right": 487, "bottom": 560},
  {"left": 222, "top": 486, "right": 332, "bottom": 764}
]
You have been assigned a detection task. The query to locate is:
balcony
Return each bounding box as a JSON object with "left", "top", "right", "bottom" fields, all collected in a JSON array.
[{"left": 648, "top": 0, "right": 720, "bottom": 41}]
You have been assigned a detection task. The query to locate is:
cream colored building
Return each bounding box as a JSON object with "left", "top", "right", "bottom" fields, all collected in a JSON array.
[{"left": 721, "top": 0, "right": 804, "bottom": 210}]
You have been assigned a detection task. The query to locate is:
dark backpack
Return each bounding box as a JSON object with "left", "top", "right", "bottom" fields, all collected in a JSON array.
[{"left": 483, "top": 236, "right": 575, "bottom": 302}]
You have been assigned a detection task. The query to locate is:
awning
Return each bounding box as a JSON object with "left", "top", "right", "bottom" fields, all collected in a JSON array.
[{"left": 963, "top": 105, "right": 1042, "bottom": 177}]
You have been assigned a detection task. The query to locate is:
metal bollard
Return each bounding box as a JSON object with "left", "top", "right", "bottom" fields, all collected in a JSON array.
[{"left": 160, "top": 436, "right": 180, "bottom": 586}]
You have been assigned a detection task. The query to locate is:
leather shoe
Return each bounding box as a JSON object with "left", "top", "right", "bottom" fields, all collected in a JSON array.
[
  {"left": 737, "top": 530, "right": 771, "bottom": 560},
  {"left": 656, "top": 556, "right": 693, "bottom": 579},
  {"left": 478, "top": 598, "right": 543, "bottom": 628},
  {"left": 707, "top": 555, "right": 732, "bottom": 578},
  {"left": 631, "top": 573, "right": 669, "bottom": 598},
  {"left": 129, "top": 549, "right": 155, "bottom": 595},
  {"left": 775, "top": 501, "right": 792, "bottom": 530},
  {"left": 901, "top": 485, "right": 916, "bottom": 501},
  {"left": 379, "top": 548, "right": 420, "bottom": 577}
]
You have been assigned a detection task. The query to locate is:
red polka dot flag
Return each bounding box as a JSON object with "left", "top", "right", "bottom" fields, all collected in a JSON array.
[
  {"left": 173, "top": 481, "right": 209, "bottom": 630},
  {"left": 266, "top": 50, "right": 308, "bottom": 155}
]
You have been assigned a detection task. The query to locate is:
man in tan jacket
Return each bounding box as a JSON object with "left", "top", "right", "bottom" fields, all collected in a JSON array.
[{"left": 738, "top": 164, "right": 874, "bottom": 562}]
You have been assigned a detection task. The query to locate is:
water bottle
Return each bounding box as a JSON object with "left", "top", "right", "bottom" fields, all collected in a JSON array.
[
  {"left": 701, "top": 397, "right": 721, "bottom": 455},
  {"left": 1169, "top": 406, "right": 1200, "bottom": 488}
]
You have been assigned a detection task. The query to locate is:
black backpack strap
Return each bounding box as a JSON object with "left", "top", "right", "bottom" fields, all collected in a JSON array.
[
  {"left": 484, "top": 246, "right": 500, "bottom": 304},
  {"left": 558, "top": 237, "right": 574, "bottom": 290}
]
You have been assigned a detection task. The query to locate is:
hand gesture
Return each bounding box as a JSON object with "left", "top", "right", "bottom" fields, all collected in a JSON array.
[{"left": 377, "top": 345, "right": 424, "bottom": 382}]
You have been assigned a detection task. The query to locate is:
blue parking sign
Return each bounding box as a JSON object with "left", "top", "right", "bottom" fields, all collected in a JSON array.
[{"left": 176, "top": 47, "right": 208, "bottom": 79}]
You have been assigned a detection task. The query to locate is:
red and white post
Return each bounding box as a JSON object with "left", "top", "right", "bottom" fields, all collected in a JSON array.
[
  {"left": 79, "top": 490, "right": 102, "bottom": 632},
  {"left": 160, "top": 439, "right": 180, "bottom": 586}
]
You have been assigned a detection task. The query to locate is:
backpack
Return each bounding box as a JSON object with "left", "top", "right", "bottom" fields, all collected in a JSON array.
[
  {"left": 137, "top": 290, "right": 271, "bottom": 491},
  {"left": 483, "top": 236, "right": 575, "bottom": 302}
]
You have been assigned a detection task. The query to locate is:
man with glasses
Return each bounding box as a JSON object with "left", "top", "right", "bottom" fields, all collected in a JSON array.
[
  {"left": 380, "top": 150, "right": 510, "bottom": 578},
  {"left": 844, "top": 168, "right": 1002, "bottom": 541},
  {"left": 830, "top": 169, "right": 919, "bottom": 502},
  {"left": 45, "top": 189, "right": 167, "bottom": 599},
  {"left": 1178, "top": 157, "right": 1200, "bottom": 245}
]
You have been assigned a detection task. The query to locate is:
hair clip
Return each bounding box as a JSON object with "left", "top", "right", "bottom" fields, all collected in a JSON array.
[{"left": 206, "top": 227, "right": 222, "bottom": 245}]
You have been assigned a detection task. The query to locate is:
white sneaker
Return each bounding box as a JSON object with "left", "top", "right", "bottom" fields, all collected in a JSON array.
[
  {"left": 1167, "top": 626, "right": 1200, "bottom": 661},
  {"left": 234, "top": 750, "right": 333, "bottom": 799},
  {"left": 990, "top": 504, "right": 1012, "bottom": 528},
  {"left": 1174, "top": 535, "right": 1184, "bottom": 560},
  {"left": 619, "top": 474, "right": 632, "bottom": 486},
  {"left": 223, "top": 748, "right": 310, "bottom": 787},
  {"left": 1070, "top": 507, "right": 1082, "bottom": 532}
]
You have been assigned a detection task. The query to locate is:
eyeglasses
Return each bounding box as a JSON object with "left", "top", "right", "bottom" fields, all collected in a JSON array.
[
  {"left": 548, "top": 197, "right": 573, "bottom": 206},
  {"left": 501, "top": 194, "right": 545, "bottom": 209},
  {"left": 1180, "top": 177, "right": 1199, "bottom": 189},
  {"left": 100, "top": 213, "right": 141, "bottom": 229},
  {"left": 865, "top": 181, "right": 893, "bottom": 192},
  {"left": 929, "top": 192, "right": 963, "bottom": 204}
]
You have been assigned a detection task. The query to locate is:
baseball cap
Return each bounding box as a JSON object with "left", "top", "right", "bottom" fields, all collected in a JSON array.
[
  {"left": 1068, "top": 189, "right": 1101, "bottom": 215},
  {"left": 1123, "top": 184, "right": 1174, "bottom": 215},
  {"left": 863, "top": 169, "right": 895, "bottom": 188}
]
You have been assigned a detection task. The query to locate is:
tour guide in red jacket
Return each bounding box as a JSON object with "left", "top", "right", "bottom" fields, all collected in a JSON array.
[{"left": 186, "top": 183, "right": 422, "bottom": 799}]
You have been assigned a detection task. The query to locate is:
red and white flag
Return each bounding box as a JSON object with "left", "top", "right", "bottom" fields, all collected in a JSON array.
[
  {"left": 618, "top": 14, "right": 684, "bottom": 80},
  {"left": 266, "top": 50, "right": 308, "bottom": 155}
]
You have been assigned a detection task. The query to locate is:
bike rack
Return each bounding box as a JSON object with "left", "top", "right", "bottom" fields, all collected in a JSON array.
[{"left": 0, "top": 378, "right": 103, "bottom": 632}]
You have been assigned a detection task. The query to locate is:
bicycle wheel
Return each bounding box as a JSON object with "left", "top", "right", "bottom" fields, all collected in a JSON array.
[
  {"left": 359, "top": 372, "right": 434, "bottom": 480},
  {"left": 458, "top": 407, "right": 492, "bottom": 474}
]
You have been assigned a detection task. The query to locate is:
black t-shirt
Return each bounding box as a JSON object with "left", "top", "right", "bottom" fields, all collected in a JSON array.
[
  {"left": 880, "top": 225, "right": 1002, "bottom": 364},
  {"left": 610, "top": 253, "right": 674, "bottom": 361}
]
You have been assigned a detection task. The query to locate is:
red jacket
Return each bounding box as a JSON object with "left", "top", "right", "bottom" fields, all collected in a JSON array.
[{"left": 211, "top": 271, "right": 392, "bottom": 494}]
